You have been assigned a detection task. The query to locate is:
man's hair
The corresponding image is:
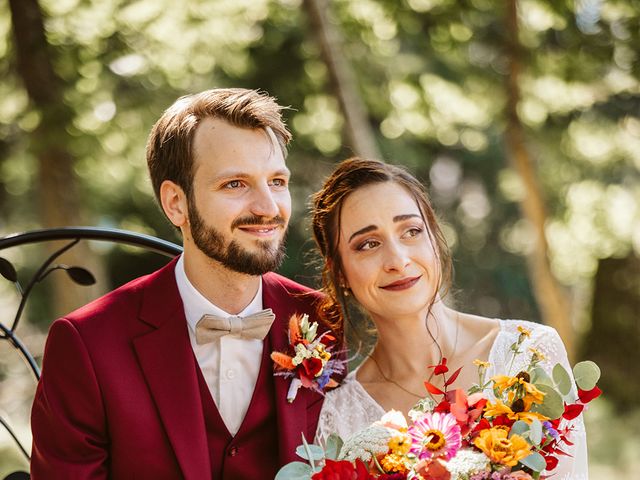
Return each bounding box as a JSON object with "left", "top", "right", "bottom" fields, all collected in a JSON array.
[{"left": 146, "top": 88, "right": 292, "bottom": 205}]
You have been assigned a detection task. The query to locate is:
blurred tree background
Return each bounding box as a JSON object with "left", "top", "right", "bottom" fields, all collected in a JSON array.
[{"left": 0, "top": 0, "right": 639, "bottom": 477}]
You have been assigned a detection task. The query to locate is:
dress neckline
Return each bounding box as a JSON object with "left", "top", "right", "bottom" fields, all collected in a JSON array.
[{"left": 345, "top": 319, "right": 510, "bottom": 415}]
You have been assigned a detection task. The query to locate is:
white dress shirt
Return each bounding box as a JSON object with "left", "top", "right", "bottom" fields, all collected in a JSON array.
[{"left": 174, "top": 255, "right": 264, "bottom": 436}]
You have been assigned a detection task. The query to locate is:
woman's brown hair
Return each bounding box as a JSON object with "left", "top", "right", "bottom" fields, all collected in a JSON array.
[{"left": 310, "top": 157, "right": 452, "bottom": 340}]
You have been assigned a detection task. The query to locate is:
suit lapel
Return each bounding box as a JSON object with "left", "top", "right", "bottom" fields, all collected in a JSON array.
[
  {"left": 263, "top": 274, "right": 310, "bottom": 465},
  {"left": 132, "top": 259, "right": 210, "bottom": 480}
]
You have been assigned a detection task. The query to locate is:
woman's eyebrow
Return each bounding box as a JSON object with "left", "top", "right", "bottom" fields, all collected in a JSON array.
[{"left": 347, "top": 214, "right": 421, "bottom": 243}]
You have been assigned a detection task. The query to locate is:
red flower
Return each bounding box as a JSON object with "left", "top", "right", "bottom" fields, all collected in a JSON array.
[
  {"left": 578, "top": 385, "right": 602, "bottom": 403},
  {"left": 562, "top": 403, "right": 584, "bottom": 420},
  {"left": 302, "top": 357, "right": 324, "bottom": 378},
  {"left": 544, "top": 454, "right": 559, "bottom": 471},
  {"left": 429, "top": 358, "right": 449, "bottom": 375},
  {"left": 414, "top": 457, "right": 451, "bottom": 480},
  {"left": 449, "top": 389, "right": 487, "bottom": 437},
  {"left": 312, "top": 459, "right": 371, "bottom": 480}
]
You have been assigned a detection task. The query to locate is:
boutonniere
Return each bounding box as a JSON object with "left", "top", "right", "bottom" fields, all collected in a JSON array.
[{"left": 271, "top": 313, "right": 345, "bottom": 403}]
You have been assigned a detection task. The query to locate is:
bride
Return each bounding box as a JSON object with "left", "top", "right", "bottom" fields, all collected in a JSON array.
[{"left": 310, "top": 157, "right": 587, "bottom": 479}]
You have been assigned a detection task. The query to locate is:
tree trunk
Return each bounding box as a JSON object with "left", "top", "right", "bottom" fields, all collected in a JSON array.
[
  {"left": 504, "top": 0, "right": 574, "bottom": 358},
  {"left": 303, "top": 0, "right": 381, "bottom": 160},
  {"left": 9, "top": 0, "right": 100, "bottom": 318}
]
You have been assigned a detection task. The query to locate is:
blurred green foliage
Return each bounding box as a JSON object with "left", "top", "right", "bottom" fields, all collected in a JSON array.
[{"left": 0, "top": 2, "right": 639, "bottom": 472}]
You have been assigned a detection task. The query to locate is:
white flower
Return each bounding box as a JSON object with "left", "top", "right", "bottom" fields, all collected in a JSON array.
[
  {"left": 376, "top": 409, "right": 408, "bottom": 431},
  {"left": 291, "top": 343, "right": 312, "bottom": 366},
  {"left": 445, "top": 449, "right": 491, "bottom": 480},
  {"left": 338, "top": 424, "right": 394, "bottom": 462}
]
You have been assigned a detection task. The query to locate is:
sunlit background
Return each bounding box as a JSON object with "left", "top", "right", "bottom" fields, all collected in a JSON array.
[{"left": 1, "top": 0, "right": 639, "bottom": 477}]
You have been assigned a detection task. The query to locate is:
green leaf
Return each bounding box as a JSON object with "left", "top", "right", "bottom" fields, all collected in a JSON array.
[
  {"left": 295, "top": 444, "right": 324, "bottom": 462},
  {"left": 519, "top": 451, "right": 547, "bottom": 472},
  {"left": 529, "top": 418, "right": 543, "bottom": 445},
  {"left": 509, "top": 420, "right": 529, "bottom": 438},
  {"left": 530, "top": 366, "right": 553, "bottom": 387},
  {"left": 573, "top": 361, "right": 601, "bottom": 391},
  {"left": 552, "top": 363, "right": 572, "bottom": 396},
  {"left": 324, "top": 433, "right": 343, "bottom": 460},
  {"left": 0, "top": 257, "right": 18, "bottom": 283},
  {"left": 274, "top": 461, "right": 314, "bottom": 480},
  {"left": 531, "top": 384, "right": 564, "bottom": 419}
]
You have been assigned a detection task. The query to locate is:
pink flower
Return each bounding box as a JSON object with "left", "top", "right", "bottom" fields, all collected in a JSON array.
[{"left": 408, "top": 412, "right": 462, "bottom": 461}]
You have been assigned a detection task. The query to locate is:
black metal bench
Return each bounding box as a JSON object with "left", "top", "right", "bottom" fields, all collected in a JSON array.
[{"left": 0, "top": 227, "right": 182, "bottom": 479}]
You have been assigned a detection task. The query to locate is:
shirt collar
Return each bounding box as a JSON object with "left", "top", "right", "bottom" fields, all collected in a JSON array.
[{"left": 174, "top": 254, "right": 264, "bottom": 333}]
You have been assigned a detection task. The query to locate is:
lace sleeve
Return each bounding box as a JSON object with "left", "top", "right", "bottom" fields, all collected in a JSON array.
[
  {"left": 315, "top": 374, "right": 385, "bottom": 446},
  {"left": 493, "top": 321, "right": 588, "bottom": 480}
]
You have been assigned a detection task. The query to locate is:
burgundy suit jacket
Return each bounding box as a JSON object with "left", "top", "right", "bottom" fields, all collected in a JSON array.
[{"left": 30, "top": 258, "right": 328, "bottom": 479}]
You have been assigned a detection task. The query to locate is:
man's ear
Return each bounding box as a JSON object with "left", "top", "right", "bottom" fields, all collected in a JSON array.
[{"left": 160, "top": 180, "right": 189, "bottom": 228}]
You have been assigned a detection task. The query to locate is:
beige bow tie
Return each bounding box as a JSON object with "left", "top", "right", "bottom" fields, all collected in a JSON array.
[{"left": 195, "top": 308, "right": 275, "bottom": 344}]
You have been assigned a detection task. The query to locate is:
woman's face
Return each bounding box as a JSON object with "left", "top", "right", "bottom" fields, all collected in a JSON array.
[{"left": 336, "top": 181, "right": 440, "bottom": 321}]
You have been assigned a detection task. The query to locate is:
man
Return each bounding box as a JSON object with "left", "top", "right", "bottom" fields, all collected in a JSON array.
[{"left": 31, "top": 89, "right": 331, "bottom": 479}]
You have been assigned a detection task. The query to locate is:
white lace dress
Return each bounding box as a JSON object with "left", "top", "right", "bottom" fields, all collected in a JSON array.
[{"left": 316, "top": 320, "right": 588, "bottom": 480}]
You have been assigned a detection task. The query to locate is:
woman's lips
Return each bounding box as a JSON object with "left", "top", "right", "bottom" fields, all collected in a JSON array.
[{"left": 380, "top": 275, "right": 421, "bottom": 291}]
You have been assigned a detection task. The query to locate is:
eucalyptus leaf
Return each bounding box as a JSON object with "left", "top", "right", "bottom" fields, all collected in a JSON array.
[
  {"left": 573, "top": 361, "right": 601, "bottom": 391},
  {"left": 529, "top": 418, "right": 543, "bottom": 445},
  {"left": 66, "top": 266, "right": 96, "bottom": 286},
  {"left": 295, "top": 444, "right": 325, "bottom": 462},
  {"left": 530, "top": 366, "right": 553, "bottom": 387},
  {"left": 274, "top": 461, "right": 314, "bottom": 480},
  {"left": 552, "top": 363, "right": 572, "bottom": 396},
  {"left": 531, "top": 384, "right": 564, "bottom": 419},
  {"left": 509, "top": 420, "right": 529, "bottom": 438},
  {"left": 324, "top": 433, "right": 343, "bottom": 460},
  {"left": 519, "top": 451, "right": 546, "bottom": 472},
  {"left": 0, "top": 257, "right": 18, "bottom": 283}
]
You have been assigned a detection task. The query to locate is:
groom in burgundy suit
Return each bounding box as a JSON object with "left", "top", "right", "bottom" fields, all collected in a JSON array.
[{"left": 31, "top": 88, "right": 334, "bottom": 479}]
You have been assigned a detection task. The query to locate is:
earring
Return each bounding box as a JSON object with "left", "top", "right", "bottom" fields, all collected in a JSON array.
[{"left": 340, "top": 284, "right": 350, "bottom": 296}]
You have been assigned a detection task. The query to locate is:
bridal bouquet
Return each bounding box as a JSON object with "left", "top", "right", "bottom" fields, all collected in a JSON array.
[{"left": 276, "top": 326, "right": 601, "bottom": 480}]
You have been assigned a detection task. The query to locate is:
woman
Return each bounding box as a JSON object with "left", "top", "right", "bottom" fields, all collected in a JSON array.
[{"left": 311, "top": 158, "right": 587, "bottom": 479}]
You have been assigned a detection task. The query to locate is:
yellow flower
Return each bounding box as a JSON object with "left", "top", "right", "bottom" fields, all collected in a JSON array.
[
  {"left": 484, "top": 400, "right": 549, "bottom": 423},
  {"left": 474, "top": 359, "right": 491, "bottom": 368},
  {"left": 520, "top": 380, "right": 545, "bottom": 410},
  {"left": 381, "top": 453, "right": 409, "bottom": 473},
  {"left": 528, "top": 347, "right": 546, "bottom": 362},
  {"left": 473, "top": 428, "right": 531, "bottom": 467},
  {"left": 388, "top": 434, "right": 411, "bottom": 455},
  {"left": 517, "top": 326, "right": 532, "bottom": 337},
  {"left": 491, "top": 375, "right": 519, "bottom": 393}
]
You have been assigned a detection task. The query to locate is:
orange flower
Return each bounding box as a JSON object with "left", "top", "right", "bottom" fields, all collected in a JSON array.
[
  {"left": 270, "top": 352, "right": 295, "bottom": 370},
  {"left": 288, "top": 314, "right": 303, "bottom": 344},
  {"left": 380, "top": 453, "right": 409, "bottom": 474},
  {"left": 473, "top": 427, "right": 531, "bottom": 467}
]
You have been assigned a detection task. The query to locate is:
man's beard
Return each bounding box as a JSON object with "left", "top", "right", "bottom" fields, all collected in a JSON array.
[{"left": 188, "top": 196, "right": 287, "bottom": 276}]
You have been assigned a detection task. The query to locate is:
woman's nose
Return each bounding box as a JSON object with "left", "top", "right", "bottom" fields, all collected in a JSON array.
[{"left": 383, "top": 241, "right": 410, "bottom": 272}]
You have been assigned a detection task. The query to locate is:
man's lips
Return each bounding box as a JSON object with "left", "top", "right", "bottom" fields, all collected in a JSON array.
[
  {"left": 379, "top": 275, "right": 422, "bottom": 291},
  {"left": 237, "top": 225, "right": 282, "bottom": 237}
]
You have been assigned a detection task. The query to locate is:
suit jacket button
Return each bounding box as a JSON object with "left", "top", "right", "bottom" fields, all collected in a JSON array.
[{"left": 228, "top": 446, "right": 239, "bottom": 457}]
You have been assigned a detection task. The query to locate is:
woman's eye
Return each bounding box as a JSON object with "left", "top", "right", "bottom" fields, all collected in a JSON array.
[
  {"left": 404, "top": 227, "right": 423, "bottom": 238},
  {"left": 357, "top": 239, "right": 380, "bottom": 251}
]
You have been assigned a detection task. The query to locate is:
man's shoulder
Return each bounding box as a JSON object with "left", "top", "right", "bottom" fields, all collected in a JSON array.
[
  {"left": 64, "top": 259, "right": 178, "bottom": 327},
  {"left": 263, "top": 271, "right": 323, "bottom": 300}
]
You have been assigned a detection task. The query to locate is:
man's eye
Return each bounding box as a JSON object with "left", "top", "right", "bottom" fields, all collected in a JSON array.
[
  {"left": 271, "top": 178, "right": 287, "bottom": 187},
  {"left": 225, "top": 180, "right": 243, "bottom": 189}
]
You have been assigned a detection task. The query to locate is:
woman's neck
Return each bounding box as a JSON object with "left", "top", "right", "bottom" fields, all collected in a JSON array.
[{"left": 369, "top": 301, "right": 459, "bottom": 378}]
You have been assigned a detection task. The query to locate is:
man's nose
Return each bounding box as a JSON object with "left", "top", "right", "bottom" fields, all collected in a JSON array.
[{"left": 250, "top": 185, "right": 280, "bottom": 219}]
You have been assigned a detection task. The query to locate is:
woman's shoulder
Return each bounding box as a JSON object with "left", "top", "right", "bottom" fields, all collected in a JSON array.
[{"left": 489, "top": 319, "right": 568, "bottom": 371}]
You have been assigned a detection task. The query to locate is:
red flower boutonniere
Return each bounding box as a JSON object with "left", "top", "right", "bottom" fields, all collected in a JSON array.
[{"left": 271, "top": 313, "right": 345, "bottom": 403}]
